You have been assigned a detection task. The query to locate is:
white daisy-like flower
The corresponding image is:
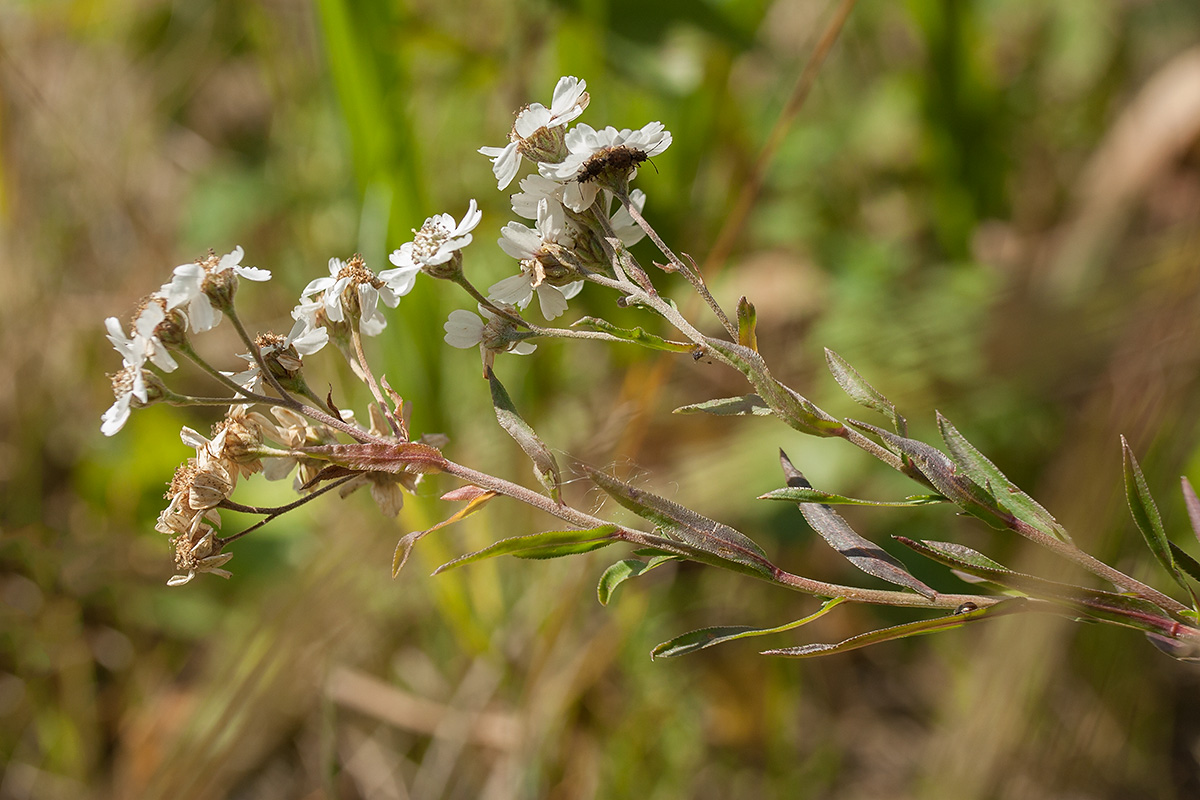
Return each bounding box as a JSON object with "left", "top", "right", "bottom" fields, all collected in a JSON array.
[
  {"left": 162, "top": 247, "right": 270, "bottom": 333},
  {"left": 490, "top": 198, "right": 583, "bottom": 320},
  {"left": 489, "top": 270, "right": 583, "bottom": 321},
  {"left": 301, "top": 256, "right": 392, "bottom": 336},
  {"left": 381, "top": 199, "right": 482, "bottom": 292},
  {"left": 443, "top": 306, "right": 537, "bottom": 370},
  {"left": 538, "top": 122, "right": 672, "bottom": 209},
  {"left": 105, "top": 302, "right": 179, "bottom": 373},
  {"left": 479, "top": 76, "right": 589, "bottom": 190},
  {"left": 101, "top": 364, "right": 147, "bottom": 437}
]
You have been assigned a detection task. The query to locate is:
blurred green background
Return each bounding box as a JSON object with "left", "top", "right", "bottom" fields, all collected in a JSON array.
[{"left": 3, "top": 0, "right": 1200, "bottom": 797}]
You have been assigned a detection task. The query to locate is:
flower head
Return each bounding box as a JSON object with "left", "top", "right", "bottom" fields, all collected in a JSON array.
[
  {"left": 301, "top": 254, "right": 393, "bottom": 337},
  {"left": 162, "top": 247, "right": 270, "bottom": 333},
  {"left": 539, "top": 122, "right": 672, "bottom": 207},
  {"left": 444, "top": 305, "right": 537, "bottom": 374},
  {"left": 479, "top": 76, "right": 590, "bottom": 189},
  {"left": 382, "top": 199, "right": 482, "bottom": 290}
]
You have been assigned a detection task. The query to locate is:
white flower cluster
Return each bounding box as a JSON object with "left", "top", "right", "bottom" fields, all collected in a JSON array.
[
  {"left": 102, "top": 247, "right": 270, "bottom": 436},
  {"left": 442, "top": 76, "right": 671, "bottom": 358}
]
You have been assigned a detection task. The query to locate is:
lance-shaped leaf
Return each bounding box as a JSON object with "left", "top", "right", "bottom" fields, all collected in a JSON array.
[
  {"left": 1122, "top": 438, "right": 1195, "bottom": 603},
  {"left": 760, "top": 485, "right": 945, "bottom": 508},
  {"left": 937, "top": 413, "right": 1070, "bottom": 542},
  {"left": 896, "top": 537, "right": 1185, "bottom": 632},
  {"left": 572, "top": 317, "right": 695, "bottom": 353},
  {"left": 847, "top": 420, "right": 1007, "bottom": 528},
  {"left": 779, "top": 452, "right": 936, "bottom": 598},
  {"left": 305, "top": 441, "right": 447, "bottom": 474},
  {"left": 762, "top": 598, "right": 1033, "bottom": 658},
  {"left": 432, "top": 525, "right": 620, "bottom": 575},
  {"left": 736, "top": 297, "right": 758, "bottom": 351},
  {"left": 488, "top": 367, "right": 561, "bottom": 501},
  {"left": 703, "top": 337, "right": 843, "bottom": 438},
  {"left": 392, "top": 487, "right": 496, "bottom": 577},
  {"left": 673, "top": 394, "right": 773, "bottom": 417},
  {"left": 824, "top": 349, "right": 906, "bottom": 435},
  {"left": 585, "top": 467, "right": 776, "bottom": 576},
  {"left": 1145, "top": 632, "right": 1200, "bottom": 662},
  {"left": 597, "top": 555, "right": 678, "bottom": 606},
  {"left": 651, "top": 598, "right": 845, "bottom": 659}
]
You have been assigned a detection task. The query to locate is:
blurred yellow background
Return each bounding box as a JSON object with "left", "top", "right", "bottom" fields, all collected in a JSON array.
[{"left": 3, "top": 1, "right": 1200, "bottom": 798}]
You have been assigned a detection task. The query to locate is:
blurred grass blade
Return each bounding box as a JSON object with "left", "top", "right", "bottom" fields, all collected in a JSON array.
[
  {"left": 736, "top": 296, "right": 758, "bottom": 351},
  {"left": 572, "top": 317, "right": 695, "bottom": 352},
  {"left": 432, "top": 525, "right": 619, "bottom": 574},
  {"left": 824, "top": 349, "right": 906, "bottom": 434},
  {"left": 1183, "top": 477, "right": 1200, "bottom": 544},
  {"left": 759, "top": 486, "right": 944, "bottom": 507},
  {"left": 1122, "top": 437, "right": 1195, "bottom": 603},
  {"left": 673, "top": 394, "right": 773, "bottom": 417},
  {"left": 779, "top": 452, "right": 936, "bottom": 598},
  {"left": 597, "top": 555, "right": 678, "bottom": 606},
  {"left": 937, "top": 412, "right": 1070, "bottom": 542},
  {"left": 651, "top": 598, "right": 845, "bottom": 658},
  {"left": 585, "top": 467, "right": 775, "bottom": 576},
  {"left": 392, "top": 487, "right": 496, "bottom": 577},
  {"left": 488, "top": 367, "right": 561, "bottom": 501},
  {"left": 762, "top": 599, "right": 1033, "bottom": 658}
]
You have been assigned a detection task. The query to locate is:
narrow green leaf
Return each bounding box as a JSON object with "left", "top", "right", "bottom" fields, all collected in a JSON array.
[
  {"left": 1169, "top": 543, "right": 1200, "bottom": 585},
  {"left": 937, "top": 413, "right": 1070, "bottom": 542},
  {"left": 847, "top": 420, "right": 1007, "bottom": 529},
  {"left": 759, "top": 486, "right": 945, "bottom": 507},
  {"left": 488, "top": 367, "right": 561, "bottom": 501},
  {"left": 736, "top": 296, "right": 758, "bottom": 351},
  {"left": 1122, "top": 437, "right": 1192, "bottom": 599},
  {"left": 896, "top": 536, "right": 1182, "bottom": 631},
  {"left": 703, "top": 337, "right": 843, "bottom": 437},
  {"left": 597, "top": 555, "right": 677, "bottom": 606},
  {"left": 572, "top": 317, "right": 695, "bottom": 352},
  {"left": 586, "top": 467, "right": 776, "bottom": 576},
  {"left": 824, "top": 349, "right": 906, "bottom": 435},
  {"left": 651, "top": 598, "right": 845, "bottom": 658},
  {"left": 779, "top": 452, "right": 936, "bottom": 598},
  {"left": 763, "top": 599, "right": 1033, "bottom": 658},
  {"left": 673, "top": 394, "right": 773, "bottom": 417},
  {"left": 432, "top": 525, "right": 619, "bottom": 575}
]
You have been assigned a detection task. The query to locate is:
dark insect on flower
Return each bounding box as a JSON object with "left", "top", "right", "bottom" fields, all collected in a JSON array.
[{"left": 577, "top": 145, "right": 649, "bottom": 183}]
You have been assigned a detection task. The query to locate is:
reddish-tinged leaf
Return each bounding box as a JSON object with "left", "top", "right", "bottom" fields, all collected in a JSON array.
[
  {"left": 306, "top": 441, "right": 447, "bottom": 474},
  {"left": 391, "top": 488, "right": 497, "bottom": 577}
]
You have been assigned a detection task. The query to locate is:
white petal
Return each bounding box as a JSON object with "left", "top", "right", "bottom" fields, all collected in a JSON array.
[
  {"left": 534, "top": 284, "right": 569, "bottom": 320},
  {"left": 235, "top": 265, "right": 272, "bottom": 281},
  {"left": 444, "top": 310, "right": 484, "bottom": 348},
  {"left": 100, "top": 394, "right": 132, "bottom": 436},
  {"left": 488, "top": 273, "right": 534, "bottom": 308}
]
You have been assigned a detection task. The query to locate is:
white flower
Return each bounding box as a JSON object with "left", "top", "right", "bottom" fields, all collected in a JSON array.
[
  {"left": 489, "top": 271, "right": 583, "bottom": 321},
  {"left": 301, "top": 256, "right": 391, "bottom": 336},
  {"left": 510, "top": 174, "right": 567, "bottom": 220},
  {"left": 381, "top": 199, "right": 481, "bottom": 293},
  {"left": 443, "top": 306, "right": 537, "bottom": 355},
  {"left": 162, "top": 247, "right": 270, "bottom": 333},
  {"left": 479, "top": 76, "right": 589, "bottom": 189},
  {"left": 489, "top": 198, "right": 582, "bottom": 320},
  {"left": 101, "top": 364, "right": 146, "bottom": 436},
  {"left": 539, "top": 123, "right": 672, "bottom": 209},
  {"left": 105, "top": 303, "right": 178, "bottom": 373}
]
